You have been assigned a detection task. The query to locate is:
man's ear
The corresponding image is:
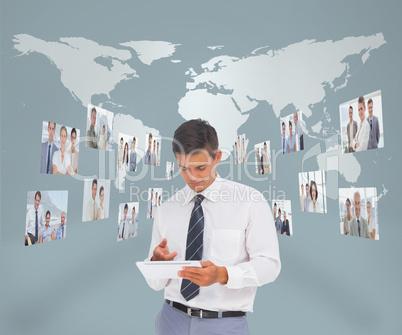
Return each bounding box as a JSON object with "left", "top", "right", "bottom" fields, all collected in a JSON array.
[{"left": 214, "top": 149, "right": 222, "bottom": 165}]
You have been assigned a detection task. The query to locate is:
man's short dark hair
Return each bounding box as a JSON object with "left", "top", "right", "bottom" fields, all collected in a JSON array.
[
  {"left": 124, "top": 203, "right": 128, "bottom": 211},
  {"left": 305, "top": 183, "right": 309, "bottom": 187},
  {"left": 91, "top": 107, "right": 96, "bottom": 116},
  {"left": 368, "top": 98, "right": 373, "bottom": 106},
  {"left": 358, "top": 96, "right": 365, "bottom": 107},
  {"left": 46, "top": 210, "right": 51, "bottom": 217},
  {"left": 92, "top": 179, "right": 98, "bottom": 187},
  {"left": 349, "top": 106, "right": 353, "bottom": 111},
  {"left": 278, "top": 208, "right": 281, "bottom": 213},
  {"left": 35, "top": 191, "right": 41, "bottom": 200},
  {"left": 48, "top": 121, "right": 56, "bottom": 129},
  {"left": 172, "top": 119, "right": 219, "bottom": 158},
  {"left": 274, "top": 202, "right": 277, "bottom": 207}
]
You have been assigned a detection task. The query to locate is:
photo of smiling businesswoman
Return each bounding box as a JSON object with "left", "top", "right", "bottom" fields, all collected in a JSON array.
[{"left": 145, "top": 119, "right": 281, "bottom": 335}]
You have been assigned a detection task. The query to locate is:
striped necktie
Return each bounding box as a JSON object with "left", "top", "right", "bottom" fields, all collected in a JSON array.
[{"left": 181, "top": 194, "right": 205, "bottom": 301}]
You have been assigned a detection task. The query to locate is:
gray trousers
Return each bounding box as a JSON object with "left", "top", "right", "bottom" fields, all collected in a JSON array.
[{"left": 155, "top": 302, "right": 250, "bottom": 335}]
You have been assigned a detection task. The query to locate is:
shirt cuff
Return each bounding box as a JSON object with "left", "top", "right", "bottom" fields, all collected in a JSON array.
[{"left": 225, "top": 266, "right": 243, "bottom": 289}]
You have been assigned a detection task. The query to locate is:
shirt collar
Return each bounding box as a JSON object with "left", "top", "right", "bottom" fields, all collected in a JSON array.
[{"left": 181, "top": 173, "right": 223, "bottom": 206}]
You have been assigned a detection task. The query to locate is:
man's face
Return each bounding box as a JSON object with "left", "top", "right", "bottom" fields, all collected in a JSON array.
[
  {"left": 48, "top": 122, "right": 55, "bottom": 143},
  {"left": 282, "top": 124, "right": 286, "bottom": 137},
  {"left": 176, "top": 149, "right": 222, "bottom": 193},
  {"left": 102, "top": 127, "right": 105, "bottom": 135},
  {"left": 92, "top": 183, "right": 97, "bottom": 200},
  {"left": 284, "top": 213, "right": 287, "bottom": 221},
  {"left": 358, "top": 103, "right": 366, "bottom": 122},
  {"left": 120, "top": 139, "right": 123, "bottom": 149},
  {"left": 132, "top": 208, "right": 135, "bottom": 221},
  {"left": 34, "top": 195, "right": 41, "bottom": 210},
  {"left": 349, "top": 108, "right": 353, "bottom": 122},
  {"left": 132, "top": 139, "right": 136, "bottom": 150},
  {"left": 368, "top": 102, "right": 373, "bottom": 119},
  {"left": 273, "top": 205, "right": 276, "bottom": 214},
  {"left": 293, "top": 112, "right": 298, "bottom": 124},
  {"left": 91, "top": 111, "right": 96, "bottom": 128},
  {"left": 148, "top": 136, "right": 152, "bottom": 150},
  {"left": 264, "top": 144, "right": 267, "bottom": 153},
  {"left": 153, "top": 140, "right": 156, "bottom": 150},
  {"left": 301, "top": 185, "right": 304, "bottom": 194},
  {"left": 278, "top": 211, "right": 281, "bottom": 220},
  {"left": 124, "top": 208, "right": 127, "bottom": 221},
  {"left": 61, "top": 212, "right": 65, "bottom": 226},
  {"left": 306, "top": 185, "right": 309, "bottom": 196},
  {"left": 354, "top": 193, "right": 361, "bottom": 218}
]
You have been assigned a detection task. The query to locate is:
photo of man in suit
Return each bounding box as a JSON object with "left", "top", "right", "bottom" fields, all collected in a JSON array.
[
  {"left": 275, "top": 208, "right": 283, "bottom": 234},
  {"left": 86, "top": 107, "right": 98, "bottom": 149},
  {"left": 144, "top": 133, "right": 152, "bottom": 165},
  {"left": 119, "top": 204, "right": 129, "bottom": 241},
  {"left": 281, "top": 211, "right": 290, "bottom": 236},
  {"left": 367, "top": 98, "right": 380, "bottom": 150},
  {"left": 347, "top": 106, "right": 358, "bottom": 153},
  {"left": 25, "top": 191, "right": 44, "bottom": 245},
  {"left": 256, "top": 148, "right": 262, "bottom": 175},
  {"left": 293, "top": 112, "right": 304, "bottom": 151},
  {"left": 40, "top": 121, "right": 59, "bottom": 174},
  {"left": 303, "top": 183, "right": 310, "bottom": 212},
  {"left": 349, "top": 191, "right": 370, "bottom": 238},
  {"left": 85, "top": 179, "right": 98, "bottom": 221},
  {"left": 354, "top": 96, "right": 370, "bottom": 152},
  {"left": 68, "top": 128, "right": 79, "bottom": 175},
  {"left": 130, "top": 137, "right": 137, "bottom": 172},
  {"left": 281, "top": 122, "right": 287, "bottom": 154},
  {"left": 56, "top": 212, "right": 66, "bottom": 240}
]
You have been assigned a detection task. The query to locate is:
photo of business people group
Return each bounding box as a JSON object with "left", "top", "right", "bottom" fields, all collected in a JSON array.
[
  {"left": 272, "top": 200, "right": 293, "bottom": 236},
  {"left": 147, "top": 187, "right": 162, "bottom": 219},
  {"left": 280, "top": 111, "right": 304, "bottom": 154},
  {"left": 143, "top": 133, "right": 161, "bottom": 166},
  {"left": 166, "top": 161, "right": 174, "bottom": 180},
  {"left": 40, "top": 121, "right": 80, "bottom": 175},
  {"left": 117, "top": 133, "right": 137, "bottom": 172},
  {"left": 25, "top": 190, "right": 68, "bottom": 246},
  {"left": 254, "top": 141, "right": 271, "bottom": 175},
  {"left": 339, "top": 90, "right": 384, "bottom": 154},
  {"left": 234, "top": 134, "right": 248, "bottom": 164},
  {"left": 298, "top": 170, "right": 327, "bottom": 214},
  {"left": 82, "top": 179, "right": 111, "bottom": 222},
  {"left": 338, "top": 188, "right": 378, "bottom": 240},
  {"left": 86, "top": 104, "right": 114, "bottom": 150},
  {"left": 117, "top": 202, "right": 139, "bottom": 242}
]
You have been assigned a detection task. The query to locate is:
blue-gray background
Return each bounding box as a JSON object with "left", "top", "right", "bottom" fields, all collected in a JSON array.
[{"left": 1, "top": 1, "right": 401, "bottom": 334}]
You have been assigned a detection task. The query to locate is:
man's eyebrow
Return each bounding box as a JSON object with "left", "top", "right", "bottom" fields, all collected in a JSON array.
[{"left": 178, "top": 163, "right": 208, "bottom": 169}]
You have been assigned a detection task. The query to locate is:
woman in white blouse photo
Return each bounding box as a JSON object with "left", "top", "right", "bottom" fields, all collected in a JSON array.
[{"left": 53, "top": 126, "right": 71, "bottom": 175}]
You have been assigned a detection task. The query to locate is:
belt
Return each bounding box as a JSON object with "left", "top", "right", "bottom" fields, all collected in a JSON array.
[{"left": 165, "top": 299, "right": 246, "bottom": 319}]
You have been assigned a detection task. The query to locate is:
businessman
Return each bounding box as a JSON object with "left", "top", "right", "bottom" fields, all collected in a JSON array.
[
  {"left": 40, "top": 121, "right": 59, "bottom": 174},
  {"left": 354, "top": 96, "right": 370, "bottom": 152},
  {"left": 56, "top": 211, "right": 66, "bottom": 240},
  {"left": 86, "top": 107, "right": 98, "bottom": 149},
  {"left": 130, "top": 137, "right": 137, "bottom": 172},
  {"left": 349, "top": 191, "right": 370, "bottom": 238},
  {"left": 146, "top": 119, "right": 280, "bottom": 335},
  {"left": 25, "top": 191, "right": 45, "bottom": 245},
  {"left": 367, "top": 98, "right": 380, "bottom": 150},
  {"left": 347, "top": 106, "right": 358, "bottom": 153}
]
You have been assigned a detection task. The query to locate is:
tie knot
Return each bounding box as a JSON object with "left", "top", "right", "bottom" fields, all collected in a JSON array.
[{"left": 195, "top": 194, "right": 205, "bottom": 205}]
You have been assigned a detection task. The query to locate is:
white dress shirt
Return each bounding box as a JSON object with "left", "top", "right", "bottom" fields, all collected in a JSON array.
[
  {"left": 52, "top": 150, "right": 71, "bottom": 174},
  {"left": 146, "top": 176, "right": 281, "bottom": 312},
  {"left": 86, "top": 197, "right": 98, "bottom": 221},
  {"left": 25, "top": 205, "right": 44, "bottom": 236},
  {"left": 354, "top": 118, "right": 370, "bottom": 152}
]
